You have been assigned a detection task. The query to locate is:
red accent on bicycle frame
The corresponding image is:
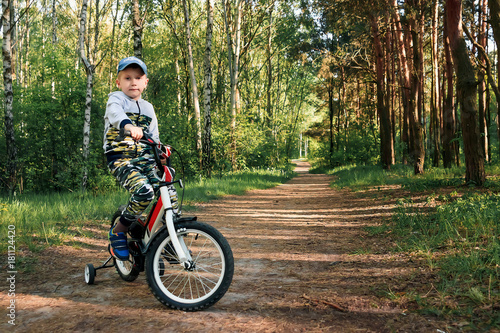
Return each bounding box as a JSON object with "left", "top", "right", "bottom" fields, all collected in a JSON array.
[
  {"left": 163, "top": 166, "right": 173, "bottom": 182},
  {"left": 159, "top": 144, "right": 171, "bottom": 159},
  {"left": 148, "top": 196, "right": 164, "bottom": 233}
]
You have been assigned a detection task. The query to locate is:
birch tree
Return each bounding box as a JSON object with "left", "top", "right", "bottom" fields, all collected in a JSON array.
[
  {"left": 2, "top": 0, "right": 18, "bottom": 194},
  {"left": 132, "top": 0, "right": 144, "bottom": 59},
  {"left": 202, "top": 0, "right": 215, "bottom": 176},
  {"left": 52, "top": 0, "right": 57, "bottom": 43},
  {"left": 224, "top": 0, "right": 243, "bottom": 169},
  {"left": 182, "top": 0, "right": 202, "bottom": 158},
  {"left": 159, "top": 2, "right": 184, "bottom": 115},
  {"left": 108, "top": 0, "right": 123, "bottom": 90},
  {"left": 78, "top": 0, "right": 93, "bottom": 192}
]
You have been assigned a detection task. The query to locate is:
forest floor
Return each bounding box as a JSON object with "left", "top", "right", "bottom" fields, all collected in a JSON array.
[{"left": 1, "top": 160, "right": 459, "bottom": 332}]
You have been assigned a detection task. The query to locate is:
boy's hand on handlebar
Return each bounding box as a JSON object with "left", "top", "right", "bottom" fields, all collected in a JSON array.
[{"left": 124, "top": 124, "right": 143, "bottom": 141}]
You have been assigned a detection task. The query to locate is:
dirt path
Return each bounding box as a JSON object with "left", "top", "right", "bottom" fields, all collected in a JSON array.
[{"left": 1, "top": 161, "right": 448, "bottom": 332}]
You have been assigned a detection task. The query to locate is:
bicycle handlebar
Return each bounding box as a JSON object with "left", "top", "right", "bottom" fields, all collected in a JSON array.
[
  {"left": 118, "top": 128, "right": 169, "bottom": 169},
  {"left": 118, "top": 128, "right": 185, "bottom": 209}
]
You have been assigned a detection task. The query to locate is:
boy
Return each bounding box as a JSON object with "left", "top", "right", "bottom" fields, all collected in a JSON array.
[{"left": 103, "top": 56, "right": 160, "bottom": 261}]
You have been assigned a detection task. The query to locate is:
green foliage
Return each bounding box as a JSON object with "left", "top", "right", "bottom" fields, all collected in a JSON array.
[
  {"left": 307, "top": 116, "right": 380, "bottom": 168},
  {"left": 6, "top": 64, "right": 108, "bottom": 193},
  {"left": 0, "top": 1, "right": 318, "bottom": 194}
]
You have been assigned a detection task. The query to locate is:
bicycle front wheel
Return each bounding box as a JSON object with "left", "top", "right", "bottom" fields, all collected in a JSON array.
[{"left": 145, "top": 221, "right": 234, "bottom": 311}]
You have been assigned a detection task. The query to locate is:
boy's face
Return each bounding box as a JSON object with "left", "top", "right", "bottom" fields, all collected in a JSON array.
[{"left": 116, "top": 67, "right": 148, "bottom": 101}]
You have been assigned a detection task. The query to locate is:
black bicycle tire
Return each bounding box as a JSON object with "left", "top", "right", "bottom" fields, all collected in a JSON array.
[{"left": 145, "top": 221, "right": 234, "bottom": 311}]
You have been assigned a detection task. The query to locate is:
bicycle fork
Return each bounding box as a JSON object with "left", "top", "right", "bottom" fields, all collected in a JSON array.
[{"left": 159, "top": 186, "right": 194, "bottom": 269}]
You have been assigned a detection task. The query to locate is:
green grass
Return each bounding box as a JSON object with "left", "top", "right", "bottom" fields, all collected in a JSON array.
[
  {"left": 321, "top": 163, "right": 470, "bottom": 191},
  {"left": 323, "top": 162, "right": 500, "bottom": 192},
  {"left": 0, "top": 191, "right": 129, "bottom": 253},
  {"left": 395, "top": 194, "right": 500, "bottom": 329},
  {"left": 319, "top": 162, "right": 500, "bottom": 329},
  {"left": 0, "top": 167, "right": 295, "bottom": 254},
  {"left": 182, "top": 167, "right": 296, "bottom": 207}
]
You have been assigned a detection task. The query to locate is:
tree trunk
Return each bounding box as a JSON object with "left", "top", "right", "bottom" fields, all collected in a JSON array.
[
  {"left": 328, "top": 82, "right": 334, "bottom": 163},
  {"left": 478, "top": 0, "right": 488, "bottom": 162},
  {"left": 336, "top": 83, "right": 341, "bottom": 152},
  {"left": 52, "top": 0, "right": 57, "bottom": 44},
  {"left": 370, "top": 13, "right": 393, "bottom": 170},
  {"left": 489, "top": 0, "right": 500, "bottom": 160},
  {"left": 223, "top": 0, "right": 233, "bottom": 168},
  {"left": 78, "top": 0, "right": 94, "bottom": 192},
  {"left": 392, "top": 0, "right": 411, "bottom": 165},
  {"left": 430, "top": 0, "right": 440, "bottom": 167},
  {"left": 442, "top": 4, "right": 457, "bottom": 168},
  {"left": 498, "top": 60, "right": 500, "bottom": 160},
  {"left": 182, "top": 0, "right": 202, "bottom": 157},
  {"left": 232, "top": 0, "right": 242, "bottom": 169},
  {"left": 132, "top": 0, "right": 143, "bottom": 59},
  {"left": 108, "top": 0, "right": 120, "bottom": 91},
  {"left": 409, "top": 1, "right": 425, "bottom": 175},
  {"left": 163, "top": 4, "right": 183, "bottom": 114},
  {"left": 224, "top": 0, "right": 243, "bottom": 169},
  {"left": 266, "top": 4, "right": 273, "bottom": 127},
  {"left": 446, "top": 0, "right": 485, "bottom": 185},
  {"left": 10, "top": 0, "right": 16, "bottom": 82},
  {"left": 386, "top": 22, "right": 396, "bottom": 164},
  {"left": 202, "top": 0, "right": 214, "bottom": 177},
  {"left": 24, "top": 0, "right": 30, "bottom": 88},
  {"left": 3, "top": 0, "right": 18, "bottom": 194}
]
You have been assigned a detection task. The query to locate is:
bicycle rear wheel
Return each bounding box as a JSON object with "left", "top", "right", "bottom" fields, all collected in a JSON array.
[
  {"left": 145, "top": 221, "right": 234, "bottom": 311},
  {"left": 111, "top": 208, "right": 140, "bottom": 282}
]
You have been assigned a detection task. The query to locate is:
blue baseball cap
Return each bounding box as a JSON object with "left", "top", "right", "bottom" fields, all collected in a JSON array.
[{"left": 117, "top": 56, "right": 147, "bottom": 76}]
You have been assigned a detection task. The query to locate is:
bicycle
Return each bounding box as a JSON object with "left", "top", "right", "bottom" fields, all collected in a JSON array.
[{"left": 84, "top": 129, "right": 234, "bottom": 311}]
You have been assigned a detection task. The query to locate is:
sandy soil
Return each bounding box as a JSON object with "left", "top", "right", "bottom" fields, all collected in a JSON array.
[{"left": 1, "top": 161, "right": 453, "bottom": 332}]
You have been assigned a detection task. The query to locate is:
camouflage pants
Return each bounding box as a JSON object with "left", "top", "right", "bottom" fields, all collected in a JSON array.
[{"left": 108, "top": 156, "right": 160, "bottom": 226}]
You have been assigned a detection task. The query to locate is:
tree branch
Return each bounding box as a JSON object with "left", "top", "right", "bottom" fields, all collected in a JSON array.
[
  {"left": 462, "top": 22, "right": 500, "bottom": 101},
  {"left": 5, "top": 0, "right": 35, "bottom": 34}
]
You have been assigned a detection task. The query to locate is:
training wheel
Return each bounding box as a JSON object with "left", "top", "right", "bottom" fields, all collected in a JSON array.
[{"left": 85, "top": 263, "right": 96, "bottom": 284}]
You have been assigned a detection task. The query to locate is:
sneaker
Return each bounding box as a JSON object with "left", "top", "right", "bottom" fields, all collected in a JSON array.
[{"left": 108, "top": 226, "right": 129, "bottom": 261}]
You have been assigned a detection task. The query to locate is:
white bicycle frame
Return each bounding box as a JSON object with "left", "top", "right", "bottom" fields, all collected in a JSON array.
[{"left": 141, "top": 179, "right": 193, "bottom": 267}]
